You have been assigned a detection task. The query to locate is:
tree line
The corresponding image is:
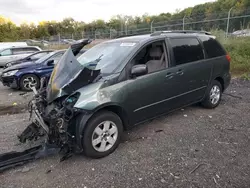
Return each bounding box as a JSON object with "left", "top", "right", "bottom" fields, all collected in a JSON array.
[{"left": 0, "top": 0, "right": 250, "bottom": 42}]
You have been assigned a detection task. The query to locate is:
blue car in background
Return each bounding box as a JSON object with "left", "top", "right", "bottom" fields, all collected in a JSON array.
[{"left": 0, "top": 50, "right": 66, "bottom": 91}]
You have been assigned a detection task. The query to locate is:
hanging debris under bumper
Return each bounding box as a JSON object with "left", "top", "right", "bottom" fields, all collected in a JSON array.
[{"left": 0, "top": 144, "right": 60, "bottom": 173}]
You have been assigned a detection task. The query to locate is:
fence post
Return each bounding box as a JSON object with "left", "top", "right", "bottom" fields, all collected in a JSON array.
[
  {"left": 226, "top": 7, "right": 234, "bottom": 37},
  {"left": 183, "top": 15, "right": 186, "bottom": 30},
  {"left": 151, "top": 20, "right": 155, "bottom": 33},
  {"left": 58, "top": 33, "right": 61, "bottom": 45},
  {"left": 125, "top": 23, "right": 128, "bottom": 36}
]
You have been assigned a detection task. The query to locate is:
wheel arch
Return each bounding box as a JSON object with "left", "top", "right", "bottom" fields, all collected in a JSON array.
[
  {"left": 214, "top": 76, "right": 224, "bottom": 91},
  {"left": 74, "top": 103, "right": 130, "bottom": 152},
  {"left": 93, "top": 104, "right": 130, "bottom": 130}
]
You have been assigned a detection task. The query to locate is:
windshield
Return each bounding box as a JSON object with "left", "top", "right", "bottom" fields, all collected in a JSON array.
[
  {"left": 77, "top": 42, "right": 138, "bottom": 74},
  {"left": 35, "top": 52, "right": 55, "bottom": 64}
]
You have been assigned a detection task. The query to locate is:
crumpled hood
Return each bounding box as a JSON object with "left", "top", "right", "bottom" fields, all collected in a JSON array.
[{"left": 46, "top": 39, "right": 100, "bottom": 103}]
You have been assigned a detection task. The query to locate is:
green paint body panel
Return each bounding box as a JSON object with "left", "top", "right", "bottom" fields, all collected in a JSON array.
[{"left": 73, "top": 34, "right": 231, "bottom": 127}]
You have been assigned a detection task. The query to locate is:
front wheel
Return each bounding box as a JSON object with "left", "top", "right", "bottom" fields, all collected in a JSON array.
[
  {"left": 201, "top": 80, "right": 222, "bottom": 109},
  {"left": 20, "top": 74, "right": 40, "bottom": 91},
  {"left": 82, "top": 111, "right": 123, "bottom": 158}
]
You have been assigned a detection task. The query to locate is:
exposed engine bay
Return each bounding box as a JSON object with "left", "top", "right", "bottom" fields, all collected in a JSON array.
[{"left": 0, "top": 39, "right": 101, "bottom": 171}]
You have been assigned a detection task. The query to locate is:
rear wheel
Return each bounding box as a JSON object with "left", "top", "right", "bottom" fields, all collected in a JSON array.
[
  {"left": 20, "top": 74, "right": 40, "bottom": 91},
  {"left": 82, "top": 111, "right": 123, "bottom": 158},
  {"left": 201, "top": 80, "right": 222, "bottom": 108}
]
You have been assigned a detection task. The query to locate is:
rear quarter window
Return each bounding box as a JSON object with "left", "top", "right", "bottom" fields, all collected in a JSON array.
[
  {"left": 169, "top": 38, "right": 204, "bottom": 66},
  {"left": 199, "top": 36, "right": 226, "bottom": 58},
  {"left": 0, "top": 49, "right": 12, "bottom": 56}
]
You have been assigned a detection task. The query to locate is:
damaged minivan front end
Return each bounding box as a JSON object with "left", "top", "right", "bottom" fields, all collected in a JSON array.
[{"left": 19, "top": 39, "right": 102, "bottom": 154}]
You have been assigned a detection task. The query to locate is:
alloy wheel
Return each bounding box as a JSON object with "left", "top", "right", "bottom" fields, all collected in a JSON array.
[
  {"left": 23, "top": 76, "right": 37, "bottom": 90},
  {"left": 210, "top": 85, "right": 221, "bottom": 105},
  {"left": 92, "top": 121, "right": 118, "bottom": 152}
]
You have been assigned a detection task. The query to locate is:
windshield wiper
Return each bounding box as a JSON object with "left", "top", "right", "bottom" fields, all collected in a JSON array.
[{"left": 83, "top": 54, "right": 103, "bottom": 69}]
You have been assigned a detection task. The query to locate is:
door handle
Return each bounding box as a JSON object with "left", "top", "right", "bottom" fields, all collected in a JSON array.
[
  {"left": 165, "top": 72, "right": 174, "bottom": 79},
  {"left": 176, "top": 69, "right": 184, "bottom": 75}
]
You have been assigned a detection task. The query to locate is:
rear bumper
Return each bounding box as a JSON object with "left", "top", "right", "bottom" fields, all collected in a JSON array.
[
  {"left": 0, "top": 76, "right": 19, "bottom": 89},
  {"left": 223, "top": 72, "right": 231, "bottom": 91}
]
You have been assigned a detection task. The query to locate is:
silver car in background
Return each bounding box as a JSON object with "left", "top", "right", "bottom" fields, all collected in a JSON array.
[{"left": 0, "top": 46, "right": 41, "bottom": 67}]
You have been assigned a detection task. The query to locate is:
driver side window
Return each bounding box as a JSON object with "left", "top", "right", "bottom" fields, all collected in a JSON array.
[
  {"left": 47, "top": 53, "right": 63, "bottom": 65},
  {"left": 128, "top": 40, "right": 168, "bottom": 77}
]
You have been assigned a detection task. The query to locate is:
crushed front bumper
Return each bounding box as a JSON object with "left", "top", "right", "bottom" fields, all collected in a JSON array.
[{"left": 0, "top": 76, "right": 18, "bottom": 89}]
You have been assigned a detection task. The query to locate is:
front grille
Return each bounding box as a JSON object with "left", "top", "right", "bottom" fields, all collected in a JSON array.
[{"left": 1, "top": 76, "right": 15, "bottom": 84}]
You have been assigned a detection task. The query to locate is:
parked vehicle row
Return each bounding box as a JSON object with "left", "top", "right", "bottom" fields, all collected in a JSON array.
[
  {"left": 0, "top": 48, "right": 87, "bottom": 91},
  {"left": 3, "top": 50, "right": 53, "bottom": 69}
]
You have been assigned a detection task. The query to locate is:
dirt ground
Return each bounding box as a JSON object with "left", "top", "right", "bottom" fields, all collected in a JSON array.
[{"left": 0, "top": 78, "right": 250, "bottom": 188}]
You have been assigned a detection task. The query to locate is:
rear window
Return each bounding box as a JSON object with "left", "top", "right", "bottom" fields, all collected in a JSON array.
[
  {"left": 199, "top": 36, "right": 226, "bottom": 58},
  {"left": 170, "top": 38, "right": 204, "bottom": 66}
]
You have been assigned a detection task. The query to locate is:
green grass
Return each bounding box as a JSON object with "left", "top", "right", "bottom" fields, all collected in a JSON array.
[
  {"left": 223, "top": 37, "right": 250, "bottom": 76},
  {"left": 212, "top": 30, "right": 250, "bottom": 77}
]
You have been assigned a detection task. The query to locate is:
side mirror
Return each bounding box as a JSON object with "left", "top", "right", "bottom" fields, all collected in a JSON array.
[
  {"left": 47, "top": 59, "right": 54, "bottom": 66},
  {"left": 131, "top": 64, "right": 148, "bottom": 77}
]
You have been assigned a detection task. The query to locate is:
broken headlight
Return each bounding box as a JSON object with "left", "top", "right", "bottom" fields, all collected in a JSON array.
[
  {"left": 62, "top": 92, "right": 81, "bottom": 121},
  {"left": 64, "top": 92, "right": 80, "bottom": 108}
]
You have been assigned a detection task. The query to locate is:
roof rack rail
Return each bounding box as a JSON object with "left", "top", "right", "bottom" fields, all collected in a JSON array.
[
  {"left": 116, "top": 33, "right": 144, "bottom": 38},
  {"left": 150, "top": 30, "right": 211, "bottom": 36}
]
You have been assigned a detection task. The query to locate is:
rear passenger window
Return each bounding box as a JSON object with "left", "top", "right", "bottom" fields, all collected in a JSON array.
[
  {"left": 13, "top": 47, "right": 39, "bottom": 55},
  {"left": 12, "top": 48, "right": 27, "bottom": 55},
  {"left": 170, "top": 38, "right": 204, "bottom": 66},
  {"left": 25, "top": 47, "right": 39, "bottom": 52},
  {"left": 199, "top": 36, "right": 226, "bottom": 58}
]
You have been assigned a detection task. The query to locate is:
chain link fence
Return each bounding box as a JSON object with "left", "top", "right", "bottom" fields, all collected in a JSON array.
[{"left": 39, "top": 8, "right": 250, "bottom": 47}]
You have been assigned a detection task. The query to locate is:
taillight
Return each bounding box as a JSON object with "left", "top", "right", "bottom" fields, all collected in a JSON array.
[{"left": 226, "top": 54, "right": 231, "bottom": 62}]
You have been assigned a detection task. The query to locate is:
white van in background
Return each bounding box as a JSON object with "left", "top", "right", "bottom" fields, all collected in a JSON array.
[
  {"left": 0, "top": 46, "right": 41, "bottom": 67},
  {"left": 0, "top": 42, "right": 28, "bottom": 50}
]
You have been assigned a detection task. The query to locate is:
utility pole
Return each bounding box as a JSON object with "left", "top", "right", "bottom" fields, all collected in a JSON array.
[
  {"left": 183, "top": 15, "right": 186, "bottom": 30},
  {"left": 110, "top": 28, "right": 112, "bottom": 39},
  {"left": 226, "top": 7, "right": 234, "bottom": 37},
  {"left": 150, "top": 20, "right": 155, "bottom": 33}
]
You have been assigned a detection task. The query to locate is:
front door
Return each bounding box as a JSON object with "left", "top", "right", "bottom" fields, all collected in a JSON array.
[
  {"left": 36, "top": 52, "right": 64, "bottom": 75},
  {"left": 121, "top": 40, "right": 177, "bottom": 124}
]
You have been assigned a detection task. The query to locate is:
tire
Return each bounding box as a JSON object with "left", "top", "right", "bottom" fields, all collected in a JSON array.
[
  {"left": 20, "top": 74, "right": 40, "bottom": 91},
  {"left": 201, "top": 80, "right": 222, "bottom": 109},
  {"left": 82, "top": 111, "right": 123, "bottom": 158}
]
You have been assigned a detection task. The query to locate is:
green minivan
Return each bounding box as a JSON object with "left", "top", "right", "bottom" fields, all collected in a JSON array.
[{"left": 21, "top": 31, "right": 231, "bottom": 158}]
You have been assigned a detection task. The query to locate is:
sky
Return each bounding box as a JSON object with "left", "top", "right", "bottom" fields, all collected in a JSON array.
[{"left": 0, "top": 0, "right": 215, "bottom": 24}]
